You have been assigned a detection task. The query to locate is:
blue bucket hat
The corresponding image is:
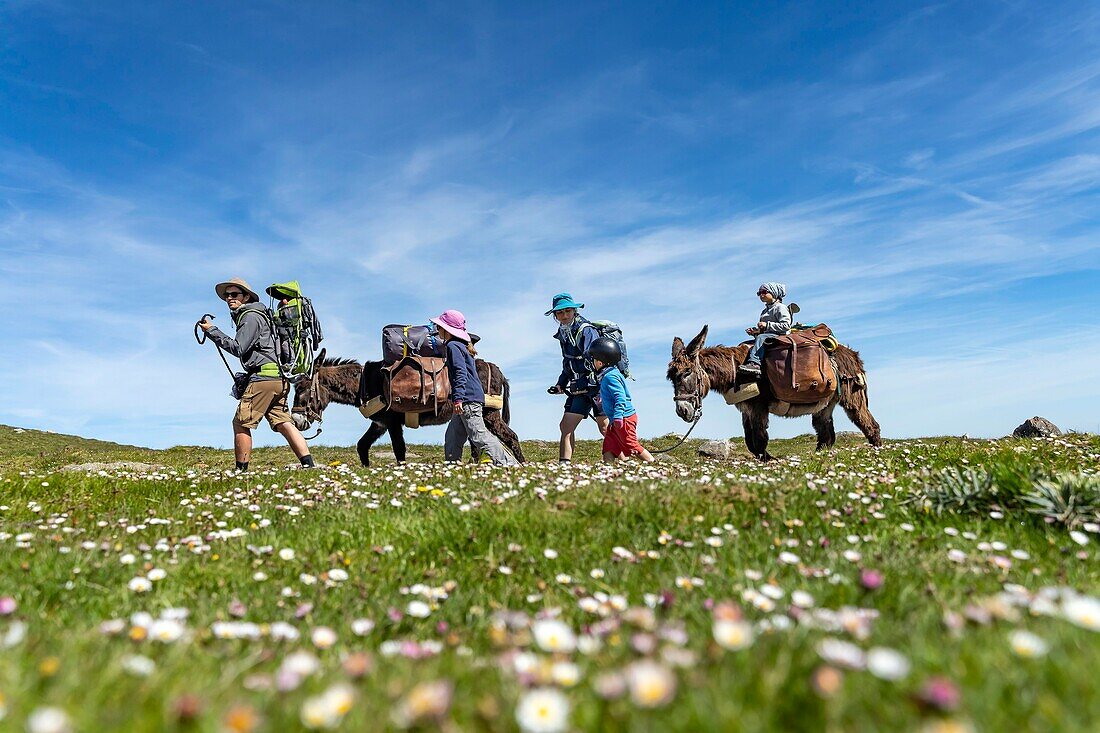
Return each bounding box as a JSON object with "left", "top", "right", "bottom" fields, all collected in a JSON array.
[{"left": 544, "top": 292, "right": 585, "bottom": 316}]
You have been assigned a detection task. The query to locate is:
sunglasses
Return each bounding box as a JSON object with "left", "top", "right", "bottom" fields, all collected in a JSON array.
[{"left": 224, "top": 291, "right": 246, "bottom": 300}]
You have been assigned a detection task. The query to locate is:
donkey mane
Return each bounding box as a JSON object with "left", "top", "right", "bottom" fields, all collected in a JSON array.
[
  {"left": 319, "top": 356, "right": 361, "bottom": 368},
  {"left": 667, "top": 343, "right": 749, "bottom": 394}
]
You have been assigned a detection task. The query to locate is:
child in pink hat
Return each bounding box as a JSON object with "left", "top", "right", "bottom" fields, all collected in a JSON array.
[{"left": 432, "top": 310, "right": 518, "bottom": 466}]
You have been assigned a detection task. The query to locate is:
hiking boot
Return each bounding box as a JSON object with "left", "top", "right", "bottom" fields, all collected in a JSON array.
[{"left": 738, "top": 361, "right": 762, "bottom": 376}]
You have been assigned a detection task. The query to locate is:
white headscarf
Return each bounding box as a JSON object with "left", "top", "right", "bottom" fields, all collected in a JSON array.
[{"left": 759, "top": 282, "right": 786, "bottom": 301}]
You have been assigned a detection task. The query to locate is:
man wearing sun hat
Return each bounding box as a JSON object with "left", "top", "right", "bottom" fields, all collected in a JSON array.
[
  {"left": 199, "top": 278, "right": 315, "bottom": 471},
  {"left": 545, "top": 292, "right": 609, "bottom": 462}
]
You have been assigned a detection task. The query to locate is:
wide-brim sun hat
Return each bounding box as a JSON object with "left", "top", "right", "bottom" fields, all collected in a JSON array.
[
  {"left": 430, "top": 309, "right": 472, "bottom": 342},
  {"left": 215, "top": 278, "right": 260, "bottom": 302},
  {"left": 544, "top": 292, "right": 585, "bottom": 316}
]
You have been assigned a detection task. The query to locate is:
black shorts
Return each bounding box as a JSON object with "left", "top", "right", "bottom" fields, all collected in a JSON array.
[{"left": 564, "top": 392, "right": 605, "bottom": 418}]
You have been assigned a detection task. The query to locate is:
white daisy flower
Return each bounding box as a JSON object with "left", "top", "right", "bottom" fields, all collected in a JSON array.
[
  {"left": 551, "top": 661, "right": 582, "bottom": 687},
  {"left": 1008, "top": 629, "right": 1049, "bottom": 658},
  {"left": 515, "top": 688, "right": 569, "bottom": 733},
  {"left": 407, "top": 600, "right": 432, "bottom": 618},
  {"left": 127, "top": 577, "right": 152, "bottom": 593},
  {"left": 625, "top": 660, "right": 677, "bottom": 708},
  {"left": 311, "top": 626, "right": 337, "bottom": 649},
  {"left": 26, "top": 707, "right": 71, "bottom": 733},
  {"left": 121, "top": 655, "right": 156, "bottom": 677},
  {"left": 817, "top": 638, "right": 865, "bottom": 669},
  {"left": 532, "top": 619, "right": 577, "bottom": 654},
  {"left": 1063, "top": 595, "right": 1100, "bottom": 632},
  {"left": 713, "top": 619, "right": 754, "bottom": 651},
  {"left": 351, "top": 618, "right": 375, "bottom": 636},
  {"left": 866, "top": 647, "right": 910, "bottom": 680}
]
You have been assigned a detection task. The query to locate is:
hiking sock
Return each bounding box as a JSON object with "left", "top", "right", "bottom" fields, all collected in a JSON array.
[
  {"left": 558, "top": 458, "right": 571, "bottom": 463},
  {"left": 235, "top": 461, "right": 249, "bottom": 471},
  {"left": 299, "top": 454, "right": 316, "bottom": 468}
]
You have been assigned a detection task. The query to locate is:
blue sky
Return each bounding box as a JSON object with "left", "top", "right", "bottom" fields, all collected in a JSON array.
[{"left": 2, "top": 0, "right": 1098, "bottom": 449}]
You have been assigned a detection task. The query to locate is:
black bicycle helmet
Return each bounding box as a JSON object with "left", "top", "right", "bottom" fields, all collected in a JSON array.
[{"left": 586, "top": 336, "right": 621, "bottom": 366}]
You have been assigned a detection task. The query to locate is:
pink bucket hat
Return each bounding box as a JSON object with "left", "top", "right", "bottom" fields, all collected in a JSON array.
[{"left": 430, "top": 309, "right": 472, "bottom": 342}]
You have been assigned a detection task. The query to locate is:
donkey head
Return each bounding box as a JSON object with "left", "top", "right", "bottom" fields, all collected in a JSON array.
[{"left": 667, "top": 325, "right": 710, "bottom": 422}]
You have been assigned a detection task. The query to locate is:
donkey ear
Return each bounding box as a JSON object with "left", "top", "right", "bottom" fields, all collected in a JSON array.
[
  {"left": 671, "top": 337, "right": 685, "bottom": 358},
  {"left": 685, "top": 325, "right": 709, "bottom": 356},
  {"left": 316, "top": 348, "right": 327, "bottom": 366}
]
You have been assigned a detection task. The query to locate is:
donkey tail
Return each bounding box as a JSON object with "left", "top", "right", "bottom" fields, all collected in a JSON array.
[{"left": 501, "top": 368, "right": 512, "bottom": 425}]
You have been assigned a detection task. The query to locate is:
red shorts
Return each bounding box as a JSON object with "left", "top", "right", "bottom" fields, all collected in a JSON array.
[{"left": 603, "top": 413, "right": 644, "bottom": 457}]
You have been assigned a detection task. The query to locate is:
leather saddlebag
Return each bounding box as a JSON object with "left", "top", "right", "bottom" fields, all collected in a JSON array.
[
  {"left": 764, "top": 324, "right": 838, "bottom": 404},
  {"left": 384, "top": 356, "right": 451, "bottom": 414}
]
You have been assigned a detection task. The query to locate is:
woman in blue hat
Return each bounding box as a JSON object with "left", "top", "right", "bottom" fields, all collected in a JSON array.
[{"left": 545, "top": 293, "right": 609, "bottom": 461}]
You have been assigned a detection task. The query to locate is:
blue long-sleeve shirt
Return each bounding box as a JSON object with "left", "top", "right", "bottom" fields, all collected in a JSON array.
[
  {"left": 597, "top": 365, "right": 636, "bottom": 420},
  {"left": 446, "top": 340, "right": 485, "bottom": 404}
]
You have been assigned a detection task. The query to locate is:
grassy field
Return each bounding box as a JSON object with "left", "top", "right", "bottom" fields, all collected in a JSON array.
[{"left": 0, "top": 424, "right": 1097, "bottom": 732}]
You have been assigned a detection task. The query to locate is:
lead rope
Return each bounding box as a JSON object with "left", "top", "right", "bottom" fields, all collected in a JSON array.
[
  {"left": 194, "top": 314, "right": 235, "bottom": 379},
  {"left": 649, "top": 406, "right": 703, "bottom": 455}
]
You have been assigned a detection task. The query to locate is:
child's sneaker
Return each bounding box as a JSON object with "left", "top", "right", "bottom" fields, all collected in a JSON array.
[{"left": 738, "top": 361, "right": 762, "bottom": 376}]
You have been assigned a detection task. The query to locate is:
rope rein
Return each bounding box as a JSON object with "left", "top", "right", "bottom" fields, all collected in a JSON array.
[
  {"left": 649, "top": 362, "right": 709, "bottom": 455},
  {"left": 649, "top": 406, "right": 703, "bottom": 454},
  {"left": 194, "top": 314, "right": 235, "bottom": 378}
]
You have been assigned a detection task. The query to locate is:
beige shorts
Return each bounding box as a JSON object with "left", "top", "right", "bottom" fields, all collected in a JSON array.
[{"left": 233, "top": 379, "right": 292, "bottom": 431}]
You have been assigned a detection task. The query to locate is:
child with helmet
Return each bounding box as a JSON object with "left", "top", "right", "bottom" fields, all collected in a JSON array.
[{"left": 587, "top": 336, "right": 654, "bottom": 463}]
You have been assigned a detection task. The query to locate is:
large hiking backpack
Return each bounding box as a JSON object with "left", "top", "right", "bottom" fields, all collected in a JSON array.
[
  {"left": 382, "top": 324, "right": 445, "bottom": 363},
  {"left": 266, "top": 281, "right": 323, "bottom": 379},
  {"left": 585, "top": 320, "right": 631, "bottom": 379},
  {"left": 381, "top": 323, "right": 482, "bottom": 364}
]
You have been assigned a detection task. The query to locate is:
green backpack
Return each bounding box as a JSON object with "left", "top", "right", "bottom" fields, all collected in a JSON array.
[{"left": 265, "top": 281, "right": 324, "bottom": 379}]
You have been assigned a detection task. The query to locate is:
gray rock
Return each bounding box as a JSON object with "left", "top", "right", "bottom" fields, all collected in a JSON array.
[
  {"left": 697, "top": 440, "right": 731, "bottom": 459},
  {"left": 61, "top": 461, "right": 162, "bottom": 473},
  {"left": 1012, "top": 417, "right": 1062, "bottom": 439}
]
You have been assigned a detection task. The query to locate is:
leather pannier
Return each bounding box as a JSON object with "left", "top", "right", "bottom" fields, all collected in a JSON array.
[
  {"left": 764, "top": 324, "right": 838, "bottom": 404},
  {"left": 384, "top": 355, "right": 451, "bottom": 414}
]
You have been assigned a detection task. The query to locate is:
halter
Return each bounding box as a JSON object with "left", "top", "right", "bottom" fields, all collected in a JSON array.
[
  {"left": 673, "top": 358, "right": 710, "bottom": 415},
  {"left": 650, "top": 358, "right": 706, "bottom": 454},
  {"left": 291, "top": 364, "right": 324, "bottom": 440}
]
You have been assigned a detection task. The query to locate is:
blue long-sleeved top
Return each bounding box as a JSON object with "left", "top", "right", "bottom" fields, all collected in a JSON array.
[
  {"left": 553, "top": 317, "right": 600, "bottom": 393},
  {"left": 597, "top": 365, "right": 636, "bottom": 420},
  {"left": 446, "top": 340, "right": 485, "bottom": 404}
]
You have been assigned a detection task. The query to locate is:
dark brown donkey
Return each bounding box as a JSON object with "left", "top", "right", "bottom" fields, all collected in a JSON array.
[
  {"left": 292, "top": 354, "right": 524, "bottom": 466},
  {"left": 667, "top": 325, "right": 881, "bottom": 460}
]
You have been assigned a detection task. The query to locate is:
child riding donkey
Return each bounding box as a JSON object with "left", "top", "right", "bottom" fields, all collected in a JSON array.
[{"left": 737, "top": 282, "right": 792, "bottom": 377}]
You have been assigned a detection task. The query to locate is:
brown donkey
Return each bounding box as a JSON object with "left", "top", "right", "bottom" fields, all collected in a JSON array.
[
  {"left": 292, "top": 355, "right": 524, "bottom": 467},
  {"left": 668, "top": 325, "right": 881, "bottom": 460}
]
